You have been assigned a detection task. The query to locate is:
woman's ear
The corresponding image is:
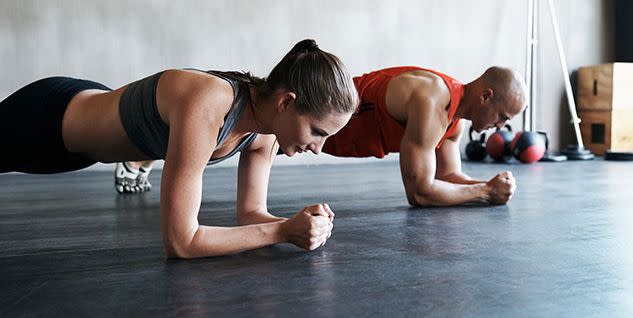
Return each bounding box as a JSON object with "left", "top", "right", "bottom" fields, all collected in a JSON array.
[{"left": 277, "top": 92, "right": 297, "bottom": 113}]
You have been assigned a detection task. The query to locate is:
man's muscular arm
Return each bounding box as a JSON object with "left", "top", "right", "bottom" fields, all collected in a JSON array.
[
  {"left": 434, "top": 121, "right": 484, "bottom": 185},
  {"left": 433, "top": 114, "right": 517, "bottom": 204},
  {"left": 390, "top": 73, "right": 515, "bottom": 206},
  {"left": 399, "top": 89, "right": 491, "bottom": 207}
]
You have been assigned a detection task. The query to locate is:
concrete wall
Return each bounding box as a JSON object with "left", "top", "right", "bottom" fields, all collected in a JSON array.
[{"left": 0, "top": 0, "right": 613, "bottom": 168}]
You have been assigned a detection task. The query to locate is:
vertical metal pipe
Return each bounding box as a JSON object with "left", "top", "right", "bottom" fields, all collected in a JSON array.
[
  {"left": 524, "top": 0, "right": 533, "bottom": 131},
  {"left": 547, "top": 0, "right": 584, "bottom": 147},
  {"left": 530, "top": 0, "right": 538, "bottom": 131},
  {"left": 524, "top": 0, "right": 538, "bottom": 132}
]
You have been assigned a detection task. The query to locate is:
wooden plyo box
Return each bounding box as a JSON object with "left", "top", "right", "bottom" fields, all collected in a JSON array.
[
  {"left": 579, "top": 110, "right": 633, "bottom": 155},
  {"left": 577, "top": 63, "right": 633, "bottom": 155},
  {"left": 577, "top": 63, "right": 633, "bottom": 111}
]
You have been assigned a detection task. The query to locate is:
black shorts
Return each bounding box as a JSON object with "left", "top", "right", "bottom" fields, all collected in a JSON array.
[{"left": 0, "top": 77, "right": 111, "bottom": 174}]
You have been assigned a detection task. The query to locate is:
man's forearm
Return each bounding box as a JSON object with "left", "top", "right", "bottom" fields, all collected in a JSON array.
[
  {"left": 410, "top": 179, "right": 490, "bottom": 207},
  {"left": 438, "top": 172, "right": 486, "bottom": 185}
]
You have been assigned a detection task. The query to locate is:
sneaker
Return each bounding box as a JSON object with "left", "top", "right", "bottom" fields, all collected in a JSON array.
[
  {"left": 114, "top": 162, "right": 139, "bottom": 194},
  {"left": 136, "top": 166, "right": 152, "bottom": 192}
]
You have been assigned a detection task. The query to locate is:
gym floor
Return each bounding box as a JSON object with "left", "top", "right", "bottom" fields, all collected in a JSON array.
[{"left": 1, "top": 159, "right": 632, "bottom": 316}]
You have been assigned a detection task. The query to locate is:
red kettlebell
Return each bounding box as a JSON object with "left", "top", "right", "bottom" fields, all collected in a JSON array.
[{"left": 486, "top": 124, "right": 513, "bottom": 162}]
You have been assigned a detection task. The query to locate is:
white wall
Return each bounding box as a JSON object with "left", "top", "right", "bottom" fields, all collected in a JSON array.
[{"left": 0, "top": 0, "right": 613, "bottom": 169}]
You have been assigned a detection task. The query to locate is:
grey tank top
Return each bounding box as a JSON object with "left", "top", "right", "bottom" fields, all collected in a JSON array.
[{"left": 119, "top": 70, "right": 258, "bottom": 165}]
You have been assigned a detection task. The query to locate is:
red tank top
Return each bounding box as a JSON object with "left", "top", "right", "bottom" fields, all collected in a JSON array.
[{"left": 322, "top": 66, "right": 464, "bottom": 158}]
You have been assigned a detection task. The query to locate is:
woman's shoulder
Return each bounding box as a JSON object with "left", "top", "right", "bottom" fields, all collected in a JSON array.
[
  {"left": 248, "top": 133, "right": 276, "bottom": 150},
  {"left": 157, "top": 69, "right": 235, "bottom": 119},
  {"left": 160, "top": 69, "right": 234, "bottom": 98}
]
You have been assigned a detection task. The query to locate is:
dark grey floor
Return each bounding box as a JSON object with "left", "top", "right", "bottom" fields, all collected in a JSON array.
[{"left": 1, "top": 159, "right": 632, "bottom": 317}]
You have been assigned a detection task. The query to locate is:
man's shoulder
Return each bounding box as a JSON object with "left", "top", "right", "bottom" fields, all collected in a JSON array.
[
  {"left": 400, "top": 72, "right": 455, "bottom": 138},
  {"left": 385, "top": 69, "right": 451, "bottom": 124},
  {"left": 391, "top": 70, "right": 450, "bottom": 104}
]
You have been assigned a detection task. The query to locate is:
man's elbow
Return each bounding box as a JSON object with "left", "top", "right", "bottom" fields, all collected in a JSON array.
[
  {"left": 407, "top": 187, "right": 435, "bottom": 207},
  {"left": 407, "top": 196, "right": 421, "bottom": 207},
  {"left": 409, "top": 194, "right": 434, "bottom": 207}
]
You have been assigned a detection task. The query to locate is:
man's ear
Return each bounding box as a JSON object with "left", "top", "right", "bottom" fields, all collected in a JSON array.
[
  {"left": 481, "top": 88, "right": 494, "bottom": 104},
  {"left": 277, "top": 92, "right": 297, "bottom": 113}
]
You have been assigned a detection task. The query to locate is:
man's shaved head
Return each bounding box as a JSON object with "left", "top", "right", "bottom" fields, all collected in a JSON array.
[
  {"left": 460, "top": 66, "right": 528, "bottom": 132},
  {"left": 481, "top": 66, "right": 527, "bottom": 115}
]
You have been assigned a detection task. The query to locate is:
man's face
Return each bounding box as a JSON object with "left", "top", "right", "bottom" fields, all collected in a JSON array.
[{"left": 472, "top": 94, "right": 525, "bottom": 133}]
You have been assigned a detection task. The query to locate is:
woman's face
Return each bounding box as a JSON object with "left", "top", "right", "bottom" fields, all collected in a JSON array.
[{"left": 274, "top": 101, "right": 352, "bottom": 157}]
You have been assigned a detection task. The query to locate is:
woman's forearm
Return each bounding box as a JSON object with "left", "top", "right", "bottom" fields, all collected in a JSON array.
[
  {"left": 237, "top": 210, "right": 288, "bottom": 226},
  {"left": 165, "top": 221, "right": 286, "bottom": 258}
]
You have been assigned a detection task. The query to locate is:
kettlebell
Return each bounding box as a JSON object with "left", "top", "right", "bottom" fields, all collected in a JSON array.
[
  {"left": 486, "top": 124, "right": 513, "bottom": 162},
  {"left": 465, "top": 126, "right": 487, "bottom": 161}
]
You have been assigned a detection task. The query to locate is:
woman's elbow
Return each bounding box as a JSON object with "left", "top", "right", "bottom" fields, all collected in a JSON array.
[
  {"left": 163, "top": 241, "right": 194, "bottom": 259},
  {"left": 162, "top": 229, "right": 198, "bottom": 259}
]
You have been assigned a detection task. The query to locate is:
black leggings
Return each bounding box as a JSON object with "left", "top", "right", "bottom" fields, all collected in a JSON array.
[{"left": 0, "top": 77, "right": 111, "bottom": 174}]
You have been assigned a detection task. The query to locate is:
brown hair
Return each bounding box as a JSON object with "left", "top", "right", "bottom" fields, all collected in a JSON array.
[{"left": 225, "top": 39, "right": 358, "bottom": 117}]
